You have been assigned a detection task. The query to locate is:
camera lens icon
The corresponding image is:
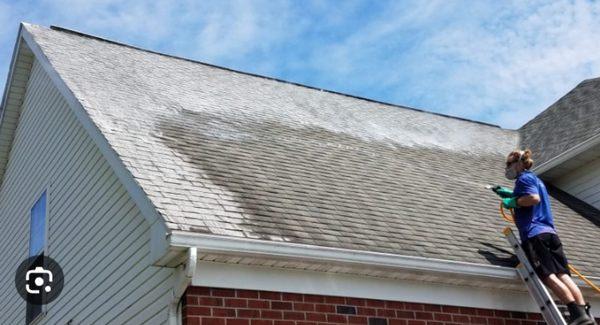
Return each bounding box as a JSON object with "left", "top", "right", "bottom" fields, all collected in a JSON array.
[
  {"left": 26, "top": 267, "right": 53, "bottom": 294},
  {"left": 15, "top": 256, "right": 63, "bottom": 305}
]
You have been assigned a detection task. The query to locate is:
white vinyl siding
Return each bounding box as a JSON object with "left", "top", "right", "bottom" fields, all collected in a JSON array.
[
  {"left": 0, "top": 59, "right": 174, "bottom": 324},
  {"left": 553, "top": 157, "right": 600, "bottom": 210}
]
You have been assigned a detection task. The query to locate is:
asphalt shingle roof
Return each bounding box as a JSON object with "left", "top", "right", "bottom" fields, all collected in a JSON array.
[
  {"left": 519, "top": 78, "right": 600, "bottom": 166},
  {"left": 22, "top": 24, "right": 600, "bottom": 277}
]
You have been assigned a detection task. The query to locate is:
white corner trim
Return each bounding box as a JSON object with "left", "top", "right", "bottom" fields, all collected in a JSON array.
[
  {"left": 533, "top": 132, "right": 600, "bottom": 175},
  {"left": 169, "top": 230, "right": 518, "bottom": 280},
  {"left": 19, "top": 24, "right": 164, "bottom": 228},
  {"left": 192, "top": 260, "right": 600, "bottom": 317},
  {"left": 169, "top": 247, "right": 196, "bottom": 325}
]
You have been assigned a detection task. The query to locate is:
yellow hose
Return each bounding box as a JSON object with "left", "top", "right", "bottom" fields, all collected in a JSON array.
[{"left": 499, "top": 202, "right": 600, "bottom": 295}]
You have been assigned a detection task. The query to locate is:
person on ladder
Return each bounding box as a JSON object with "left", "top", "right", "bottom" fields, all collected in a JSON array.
[{"left": 493, "top": 149, "right": 596, "bottom": 325}]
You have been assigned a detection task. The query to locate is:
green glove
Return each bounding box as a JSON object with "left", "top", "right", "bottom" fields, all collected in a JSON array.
[
  {"left": 502, "top": 197, "right": 519, "bottom": 209},
  {"left": 492, "top": 185, "right": 513, "bottom": 198}
]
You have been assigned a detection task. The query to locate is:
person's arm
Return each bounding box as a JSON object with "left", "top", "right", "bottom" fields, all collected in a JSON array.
[{"left": 517, "top": 194, "right": 540, "bottom": 207}]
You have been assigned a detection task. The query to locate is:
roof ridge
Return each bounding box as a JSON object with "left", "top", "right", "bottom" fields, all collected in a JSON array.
[{"left": 47, "top": 24, "right": 503, "bottom": 129}]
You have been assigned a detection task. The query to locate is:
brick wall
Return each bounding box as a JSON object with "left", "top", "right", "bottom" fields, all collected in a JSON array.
[{"left": 182, "top": 286, "right": 597, "bottom": 325}]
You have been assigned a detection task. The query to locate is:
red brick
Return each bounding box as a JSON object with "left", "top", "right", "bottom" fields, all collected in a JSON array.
[
  {"left": 188, "top": 287, "right": 211, "bottom": 295},
  {"left": 282, "top": 293, "right": 304, "bottom": 302},
  {"left": 213, "top": 289, "right": 236, "bottom": 297},
  {"left": 460, "top": 307, "right": 478, "bottom": 315},
  {"left": 304, "top": 294, "right": 325, "bottom": 303},
  {"left": 441, "top": 306, "right": 460, "bottom": 314},
  {"left": 187, "top": 306, "right": 211, "bottom": 316},
  {"left": 377, "top": 309, "right": 397, "bottom": 317},
  {"left": 452, "top": 315, "right": 469, "bottom": 323},
  {"left": 315, "top": 304, "right": 335, "bottom": 313},
  {"left": 227, "top": 319, "right": 250, "bottom": 325},
  {"left": 186, "top": 296, "right": 199, "bottom": 306},
  {"left": 366, "top": 299, "right": 386, "bottom": 308},
  {"left": 433, "top": 313, "right": 452, "bottom": 322},
  {"left": 203, "top": 317, "right": 226, "bottom": 325},
  {"left": 389, "top": 319, "right": 408, "bottom": 325},
  {"left": 426, "top": 322, "right": 443, "bottom": 325},
  {"left": 273, "top": 321, "right": 294, "bottom": 325},
  {"left": 213, "top": 308, "right": 236, "bottom": 317},
  {"left": 259, "top": 291, "right": 282, "bottom": 300},
  {"left": 488, "top": 318, "right": 506, "bottom": 325},
  {"left": 470, "top": 316, "right": 487, "bottom": 324},
  {"left": 296, "top": 322, "right": 317, "bottom": 325},
  {"left": 386, "top": 301, "right": 405, "bottom": 309},
  {"left": 407, "top": 321, "right": 426, "bottom": 325},
  {"left": 326, "top": 314, "right": 347, "bottom": 323},
  {"left": 348, "top": 316, "right": 369, "bottom": 324},
  {"left": 272, "top": 301, "right": 293, "bottom": 310},
  {"left": 477, "top": 308, "right": 495, "bottom": 317},
  {"left": 325, "top": 296, "right": 346, "bottom": 304},
  {"left": 404, "top": 303, "right": 424, "bottom": 311},
  {"left": 225, "top": 298, "right": 248, "bottom": 308},
  {"left": 504, "top": 319, "right": 521, "bottom": 325},
  {"left": 199, "top": 297, "right": 223, "bottom": 306},
  {"left": 396, "top": 311, "right": 415, "bottom": 319},
  {"left": 306, "top": 312, "right": 327, "bottom": 322},
  {"left": 357, "top": 307, "right": 377, "bottom": 316},
  {"left": 248, "top": 300, "right": 270, "bottom": 309},
  {"left": 423, "top": 305, "right": 442, "bottom": 313},
  {"left": 283, "top": 311, "right": 305, "bottom": 320},
  {"left": 187, "top": 316, "right": 201, "bottom": 325},
  {"left": 238, "top": 290, "right": 259, "bottom": 299},
  {"left": 250, "top": 320, "right": 273, "bottom": 325},
  {"left": 238, "top": 309, "right": 261, "bottom": 318},
  {"left": 495, "top": 310, "right": 512, "bottom": 318},
  {"left": 347, "top": 298, "right": 367, "bottom": 306},
  {"left": 510, "top": 312, "right": 527, "bottom": 319},
  {"left": 261, "top": 310, "right": 283, "bottom": 319},
  {"left": 415, "top": 312, "right": 433, "bottom": 320},
  {"left": 520, "top": 321, "right": 536, "bottom": 325},
  {"left": 294, "top": 302, "right": 315, "bottom": 311}
]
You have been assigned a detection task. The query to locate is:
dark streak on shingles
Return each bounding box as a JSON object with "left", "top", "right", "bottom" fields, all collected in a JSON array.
[{"left": 154, "top": 108, "right": 521, "bottom": 266}]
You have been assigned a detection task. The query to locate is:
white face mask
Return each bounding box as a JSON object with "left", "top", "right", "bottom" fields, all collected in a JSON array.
[{"left": 505, "top": 164, "right": 518, "bottom": 180}]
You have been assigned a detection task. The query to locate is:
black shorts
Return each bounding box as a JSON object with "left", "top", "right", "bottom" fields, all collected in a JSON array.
[{"left": 522, "top": 232, "right": 571, "bottom": 279}]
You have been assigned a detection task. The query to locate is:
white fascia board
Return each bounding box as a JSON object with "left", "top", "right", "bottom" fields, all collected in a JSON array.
[
  {"left": 534, "top": 132, "right": 600, "bottom": 175},
  {"left": 0, "top": 24, "right": 23, "bottom": 122},
  {"left": 169, "top": 230, "right": 518, "bottom": 280},
  {"left": 19, "top": 23, "right": 168, "bottom": 248}
]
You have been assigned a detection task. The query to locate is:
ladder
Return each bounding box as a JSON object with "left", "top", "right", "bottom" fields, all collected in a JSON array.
[{"left": 503, "top": 227, "right": 568, "bottom": 325}]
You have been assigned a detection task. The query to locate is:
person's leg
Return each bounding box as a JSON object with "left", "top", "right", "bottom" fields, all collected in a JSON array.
[
  {"left": 542, "top": 273, "right": 575, "bottom": 303},
  {"left": 558, "top": 273, "right": 586, "bottom": 305}
]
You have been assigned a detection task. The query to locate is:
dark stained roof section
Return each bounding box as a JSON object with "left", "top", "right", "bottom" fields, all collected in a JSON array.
[
  {"left": 519, "top": 78, "right": 600, "bottom": 166},
  {"left": 20, "top": 23, "right": 600, "bottom": 277}
]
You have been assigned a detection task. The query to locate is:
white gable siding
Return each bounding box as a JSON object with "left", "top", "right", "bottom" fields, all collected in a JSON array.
[
  {"left": 553, "top": 157, "right": 600, "bottom": 210},
  {"left": 0, "top": 59, "right": 174, "bottom": 324}
]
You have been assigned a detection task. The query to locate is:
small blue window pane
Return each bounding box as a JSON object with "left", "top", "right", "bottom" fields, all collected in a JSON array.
[{"left": 29, "top": 191, "right": 46, "bottom": 257}]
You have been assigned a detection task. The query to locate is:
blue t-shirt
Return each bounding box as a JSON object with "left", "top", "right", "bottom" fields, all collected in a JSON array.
[{"left": 513, "top": 170, "right": 556, "bottom": 241}]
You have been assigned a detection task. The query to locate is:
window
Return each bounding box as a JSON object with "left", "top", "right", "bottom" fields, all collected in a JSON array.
[{"left": 27, "top": 191, "right": 47, "bottom": 324}]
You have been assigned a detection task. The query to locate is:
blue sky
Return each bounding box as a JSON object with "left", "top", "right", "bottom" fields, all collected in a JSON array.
[{"left": 1, "top": 0, "right": 600, "bottom": 129}]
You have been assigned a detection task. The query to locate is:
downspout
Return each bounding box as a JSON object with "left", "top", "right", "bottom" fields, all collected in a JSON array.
[{"left": 168, "top": 247, "right": 197, "bottom": 325}]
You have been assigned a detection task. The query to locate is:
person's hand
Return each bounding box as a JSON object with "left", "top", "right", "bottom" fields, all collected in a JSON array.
[
  {"left": 502, "top": 197, "right": 518, "bottom": 209},
  {"left": 491, "top": 185, "right": 513, "bottom": 198}
]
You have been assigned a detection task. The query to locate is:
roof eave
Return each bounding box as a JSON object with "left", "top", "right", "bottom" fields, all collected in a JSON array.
[{"left": 533, "top": 131, "right": 600, "bottom": 175}]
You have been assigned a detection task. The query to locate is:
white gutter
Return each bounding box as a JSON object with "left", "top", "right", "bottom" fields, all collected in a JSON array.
[
  {"left": 168, "top": 247, "right": 197, "bottom": 325},
  {"left": 169, "top": 230, "right": 518, "bottom": 280},
  {"left": 533, "top": 131, "right": 600, "bottom": 175}
]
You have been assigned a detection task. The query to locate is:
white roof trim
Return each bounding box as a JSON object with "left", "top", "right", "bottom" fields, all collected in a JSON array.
[
  {"left": 534, "top": 131, "right": 600, "bottom": 175},
  {"left": 169, "top": 230, "right": 519, "bottom": 280},
  {"left": 0, "top": 24, "right": 24, "bottom": 122}
]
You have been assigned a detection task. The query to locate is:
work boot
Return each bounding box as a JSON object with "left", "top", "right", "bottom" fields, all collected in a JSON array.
[
  {"left": 585, "top": 303, "right": 598, "bottom": 325},
  {"left": 567, "top": 302, "right": 595, "bottom": 325}
]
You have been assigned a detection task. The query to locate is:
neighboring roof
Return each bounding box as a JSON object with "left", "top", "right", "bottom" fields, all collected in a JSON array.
[
  {"left": 9, "top": 24, "right": 600, "bottom": 278},
  {"left": 519, "top": 78, "right": 600, "bottom": 167}
]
